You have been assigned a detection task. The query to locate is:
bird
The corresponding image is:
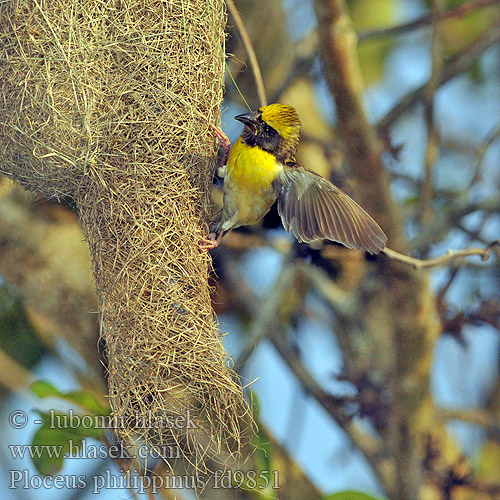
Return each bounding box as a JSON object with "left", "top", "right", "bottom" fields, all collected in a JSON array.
[{"left": 199, "top": 103, "right": 387, "bottom": 254}]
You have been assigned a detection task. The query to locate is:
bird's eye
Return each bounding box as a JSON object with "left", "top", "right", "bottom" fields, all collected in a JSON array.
[{"left": 262, "top": 123, "right": 272, "bottom": 134}]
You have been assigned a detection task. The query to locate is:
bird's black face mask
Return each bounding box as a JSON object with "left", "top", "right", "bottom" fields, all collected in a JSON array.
[{"left": 236, "top": 112, "right": 282, "bottom": 155}]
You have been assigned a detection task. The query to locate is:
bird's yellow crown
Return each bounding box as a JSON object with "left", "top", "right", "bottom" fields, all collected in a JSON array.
[{"left": 259, "top": 104, "right": 301, "bottom": 140}]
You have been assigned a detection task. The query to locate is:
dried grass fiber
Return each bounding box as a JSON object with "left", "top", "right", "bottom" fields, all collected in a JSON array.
[{"left": 0, "top": 0, "right": 248, "bottom": 469}]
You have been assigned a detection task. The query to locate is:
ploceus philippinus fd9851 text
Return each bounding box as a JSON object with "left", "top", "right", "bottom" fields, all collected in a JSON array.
[{"left": 199, "top": 103, "right": 387, "bottom": 254}]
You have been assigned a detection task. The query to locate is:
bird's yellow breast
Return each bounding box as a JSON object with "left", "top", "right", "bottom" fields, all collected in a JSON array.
[
  {"left": 227, "top": 137, "right": 282, "bottom": 190},
  {"left": 224, "top": 137, "right": 283, "bottom": 226}
]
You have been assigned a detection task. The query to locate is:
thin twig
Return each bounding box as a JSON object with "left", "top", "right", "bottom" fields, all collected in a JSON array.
[
  {"left": 436, "top": 406, "right": 500, "bottom": 433},
  {"left": 314, "top": 0, "right": 406, "bottom": 250},
  {"left": 268, "top": 330, "right": 389, "bottom": 485},
  {"left": 436, "top": 267, "right": 461, "bottom": 307},
  {"left": 468, "top": 124, "right": 500, "bottom": 189},
  {"left": 226, "top": 0, "right": 268, "bottom": 107},
  {"left": 456, "top": 221, "right": 492, "bottom": 247},
  {"left": 382, "top": 241, "right": 500, "bottom": 270},
  {"left": 232, "top": 254, "right": 391, "bottom": 488},
  {"left": 359, "top": 0, "right": 500, "bottom": 41},
  {"left": 420, "top": 0, "right": 445, "bottom": 229},
  {"left": 378, "top": 21, "right": 500, "bottom": 131},
  {"left": 435, "top": 215, "right": 489, "bottom": 304},
  {"left": 234, "top": 258, "right": 297, "bottom": 371},
  {"left": 412, "top": 197, "right": 499, "bottom": 251},
  {"left": 302, "top": 263, "right": 356, "bottom": 320}
]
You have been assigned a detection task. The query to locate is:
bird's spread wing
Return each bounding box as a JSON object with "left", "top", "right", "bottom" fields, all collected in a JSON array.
[{"left": 277, "top": 165, "right": 387, "bottom": 254}]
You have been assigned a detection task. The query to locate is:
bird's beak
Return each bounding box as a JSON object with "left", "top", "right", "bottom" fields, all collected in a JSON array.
[{"left": 235, "top": 111, "right": 259, "bottom": 128}]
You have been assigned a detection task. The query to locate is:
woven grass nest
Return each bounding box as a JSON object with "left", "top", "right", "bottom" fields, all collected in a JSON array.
[{"left": 0, "top": 0, "right": 249, "bottom": 471}]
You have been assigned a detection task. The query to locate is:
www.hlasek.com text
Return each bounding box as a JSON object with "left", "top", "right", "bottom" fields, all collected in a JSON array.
[{"left": 9, "top": 439, "right": 182, "bottom": 461}]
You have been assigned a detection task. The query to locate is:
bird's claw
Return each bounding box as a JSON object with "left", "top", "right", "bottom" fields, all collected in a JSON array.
[
  {"left": 198, "top": 233, "right": 220, "bottom": 252},
  {"left": 210, "top": 124, "right": 231, "bottom": 169}
]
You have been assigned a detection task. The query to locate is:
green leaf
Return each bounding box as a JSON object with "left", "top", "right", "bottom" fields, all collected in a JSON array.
[
  {"left": 34, "top": 411, "right": 105, "bottom": 440},
  {"left": 29, "top": 381, "right": 110, "bottom": 475},
  {"left": 253, "top": 428, "right": 271, "bottom": 475},
  {"left": 30, "top": 381, "right": 110, "bottom": 415},
  {"left": 249, "top": 391, "right": 272, "bottom": 475},
  {"left": 31, "top": 411, "right": 105, "bottom": 475},
  {"left": 249, "top": 390, "right": 261, "bottom": 420},
  {"left": 321, "top": 491, "right": 387, "bottom": 500},
  {"left": 30, "top": 380, "right": 63, "bottom": 399},
  {"left": 64, "top": 390, "right": 110, "bottom": 416},
  {"left": 31, "top": 425, "right": 83, "bottom": 475}
]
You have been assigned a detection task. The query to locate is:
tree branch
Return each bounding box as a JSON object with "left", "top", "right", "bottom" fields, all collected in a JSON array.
[
  {"left": 468, "top": 124, "right": 500, "bottom": 190},
  {"left": 382, "top": 241, "right": 500, "bottom": 270},
  {"left": 436, "top": 406, "right": 500, "bottom": 437},
  {"left": 313, "top": 3, "right": 459, "bottom": 499},
  {"left": 232, "top": 253, "right": 391, "bottom": 490},
  {"left": 419, "top": 0, "right": 445, "bottom": 230},
  {"left": 234, "top": 256, "right": 298, "bottom": 370},
  {"left": 412, "top": 197, "right": 500, "bottom": 251},
  {"left": 378, "top": 21, "right": 500, "bottom": 131},
  {"left": 268, "top": 329, "right": 392, "bottom": 489},
  {"left": 226, "top": 0, "right": 268, "bottom": 107},
  {"left": 359, "top": 0, "right": 500, "bottom": 41},
  {"left": 314, "top": 0, "right": 407, "bottom": 250}
]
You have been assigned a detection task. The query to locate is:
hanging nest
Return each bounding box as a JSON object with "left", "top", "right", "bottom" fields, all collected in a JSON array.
[{"left": 0, "top": 0, "right": 249, "bottom": 472}]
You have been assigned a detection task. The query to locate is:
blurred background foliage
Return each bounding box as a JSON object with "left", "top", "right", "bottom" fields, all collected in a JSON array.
[{"left": 1, "top": 0, "right": 500, "bottom": 499}]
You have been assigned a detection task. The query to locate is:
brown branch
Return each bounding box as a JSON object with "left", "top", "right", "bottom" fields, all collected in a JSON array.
[
  {"left": 466, "top": 479, "right": 500, "bottom": 496},
  {"left": 359, "top": 0, "right": 500, "bottom": 41},
  {"left": 303, "top": 263, "right": 356, "bottom": 320},
  {"left": 382, "top": 241, "right": 500, "bottom": 270},
  {"left": 314, "top": 0, "right": 407, "bottom": 251},
  {"left": 440, "top": 299, "right": 500, "bottom": 342},
  {"left": 226, "top": 0, "right": 268, "bottom": 107},
  {"left": 313, "top": 3, "right": 492, "bottom": 500},
  {"left": 419, "top": 0, "right": 445, "bottom": 230},
  {"left": 268, "top": 329, "right": 391, "bottom": 489},
  {"left": 468, "top": 124, "right": 500, "bottom": 190},
  {"left": 470, "top": 299, "right": 500, "bottom": 330},
  {"left": 436, "top": 406, "right": 500, "bottom": 435},
  {"left": 413, "top": 197, "right": 500, "bottom": 251},
  {"left": 231, "top": 253, "right": 391, "bottom": 490},
  {"left": 234, "top": 257, "right": 297, "bottom": 370},
  {"left": 0, "top": 349, "right": 31, "bottom": 392},
  {"left": 378, "top": 21, "right": 500, "bottom": 131}
]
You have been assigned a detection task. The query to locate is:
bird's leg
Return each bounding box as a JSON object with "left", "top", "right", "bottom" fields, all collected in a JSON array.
[
  {"left": 210, "top": 124, "right": 231, "bottom": 169},
  {"left": 198, "top": 210, "right": 239, "bottom": 252},
  {"left": 198, "top": 125, "right": 231, "bottom": 252},
  {"left": 198, "top": 230, "right": 225, "bottom": 252},
  {"left": 198, "top": 209, "right": 224, "bottom": 252}
]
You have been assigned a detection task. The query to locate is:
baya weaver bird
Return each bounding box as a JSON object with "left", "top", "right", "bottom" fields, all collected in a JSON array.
[{"left": 199, "top": 103, "right": 387, "bottom": 254}]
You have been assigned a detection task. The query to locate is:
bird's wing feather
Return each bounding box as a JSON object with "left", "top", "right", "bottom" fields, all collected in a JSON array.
[{"left": 277, "top": 165, "right": 387, "bottom": 254}]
